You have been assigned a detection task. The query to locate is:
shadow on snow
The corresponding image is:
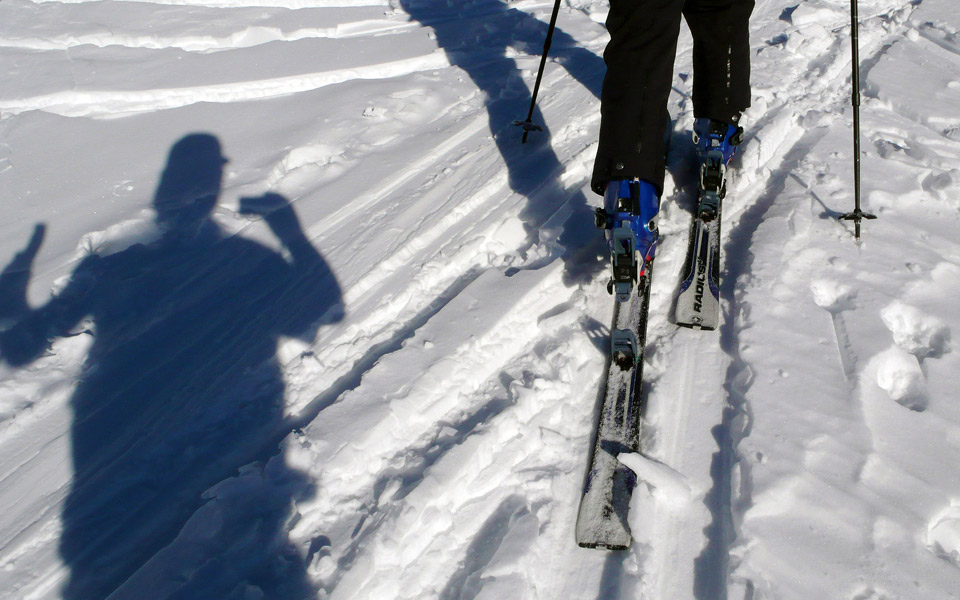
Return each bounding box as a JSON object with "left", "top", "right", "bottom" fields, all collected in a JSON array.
[
  {"left": 400, "top": 0, "right": 607, "bottom": 286},
  {"left": 0, "top": 133, "right": 343, "bottom": 600}
]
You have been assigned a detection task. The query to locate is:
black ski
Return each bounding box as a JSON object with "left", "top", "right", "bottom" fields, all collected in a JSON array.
[
  {"left": 575, "top": 263, "right": 652, "bottom": 550},
  {"left": 676, "top": 120, "right": 741, "bottom": 330},
  {"left": 576, "top": 122, "right": 671, "bottom": 550}
]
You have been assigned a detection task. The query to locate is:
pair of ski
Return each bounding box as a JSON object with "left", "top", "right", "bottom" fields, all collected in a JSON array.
[{"left": 575, "top": 133, "right": 729, "bottom": 550}]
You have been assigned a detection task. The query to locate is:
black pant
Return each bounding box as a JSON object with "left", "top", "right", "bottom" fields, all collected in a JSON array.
[{"left": 591, "top": 0, "right": 754, "bottom": 195}]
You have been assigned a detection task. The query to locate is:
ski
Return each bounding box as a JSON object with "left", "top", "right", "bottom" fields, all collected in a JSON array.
[
  {"left": 575, "top": 263, "right": 652, "bottom": 550},
  {"left": 676, "top": 119, "right": 742, "bottom": 330},
  {"left": 576, "top": 179, "right": 658, "bottom": 550},
  {"left": 676, "top": 206, "right": 722, "bottom": 330}
]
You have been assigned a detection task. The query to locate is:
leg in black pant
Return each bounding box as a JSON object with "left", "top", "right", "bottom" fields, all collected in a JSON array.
[
  {"left": 684, "top": 0, "right": 754, "bottom": 124},
  {"left": 592, "top": 0, "right": 684, "bottom": 196},
  {"left": 591, "top": 0, "right": 754, "bottom": 196}
]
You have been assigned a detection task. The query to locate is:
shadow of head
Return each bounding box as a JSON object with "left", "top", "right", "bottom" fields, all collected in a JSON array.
[{"left": 154, "top": 133, "right": 228, "bottom": 237}]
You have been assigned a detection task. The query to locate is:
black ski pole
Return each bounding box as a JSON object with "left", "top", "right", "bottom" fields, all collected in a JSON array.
[
  {"left": 514, "top": 0, "right": 562, "bottom": 143},
  {"left": 839, "top": 0, "right": 876, "bottom": 240}
]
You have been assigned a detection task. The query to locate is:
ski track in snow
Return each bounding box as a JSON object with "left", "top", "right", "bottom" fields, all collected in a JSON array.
[
  {"left": 1, "top": 1, "right": 612, "bottom": 598},
  {"left": 719, "top": 1, "right": 960, "bottom": 598},
  {"left": 3, "top": 0, "right": 960, "bottom": 598},
  {"left": 633, "top": 2, "right": 927, "bottom": 597},
  {"left": 0, "top": 53, "right": 454, "bottom": 119},
  {"left": 0, "top": 21, "right": 422, "bottom": 53}
]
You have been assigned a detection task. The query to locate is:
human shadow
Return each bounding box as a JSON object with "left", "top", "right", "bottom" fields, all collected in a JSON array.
[
  {"left": 0, "top": 134, "right": 343, "bottom": 600},
  {"left": 400, "top": 0, "right": 607, "bottom": 285}
]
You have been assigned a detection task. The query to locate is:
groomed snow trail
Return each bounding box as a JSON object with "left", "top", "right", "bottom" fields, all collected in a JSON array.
[{"left": 2, "top": 0, "right": 960, "bottom": 599}]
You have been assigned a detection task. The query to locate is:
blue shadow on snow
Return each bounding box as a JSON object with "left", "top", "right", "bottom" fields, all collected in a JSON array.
[
  {"left": 400, "top": 0, "right": 607, "bottom": 285},
  {"left": 0, "top": 134, "right": 343, "bottom": 600}
]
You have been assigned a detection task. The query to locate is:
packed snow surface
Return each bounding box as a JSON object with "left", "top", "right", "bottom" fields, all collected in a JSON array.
[{"left": 2, "top": 0, "right": 959, "bottom": 598}]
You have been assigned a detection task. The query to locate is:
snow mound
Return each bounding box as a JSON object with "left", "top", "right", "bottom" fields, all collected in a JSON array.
[
  {"left": 872, "top": 347, "right": 928, "bottom": 412},
  {"left": 810, "top": 278, "right": 857, "bottom": 312},
  {"left": 927, "top": 502, "right": 960, "bottom": 566},
  {"left": 880, "top": 301, "right": 951, "bottom": 359},
  {"left": 618, "top": 452, "right": 692, "bottom": 507}
]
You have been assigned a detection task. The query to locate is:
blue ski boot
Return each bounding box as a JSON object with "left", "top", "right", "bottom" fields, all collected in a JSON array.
[
  {"left": 594, "top": 179, "right": 659, "bottom": 303},
  {"left": 693, "top": 118, "right": 743, "bottom": 222}
]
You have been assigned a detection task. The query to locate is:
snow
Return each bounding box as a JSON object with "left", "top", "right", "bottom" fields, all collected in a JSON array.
[
  {"left": 2, "top": 0, "right": 960, "bottom": 598},
  {"left": 619, "top": 452, "right": 693, "bottom": 507}
]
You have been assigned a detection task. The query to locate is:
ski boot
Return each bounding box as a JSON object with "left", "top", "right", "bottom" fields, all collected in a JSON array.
[
  {"left": 594, "top": 179, "right": 659, "bottom": 303},
  {"left": 693, "top": 118, "right": 743, "bottom": 222}
]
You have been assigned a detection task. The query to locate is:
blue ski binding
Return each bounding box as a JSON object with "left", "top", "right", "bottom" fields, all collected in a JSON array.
[
  {"left": 693, "top": 118, "right": 742, "bottom": 222},
  {"left": 594, "top": 179, "right": 659, "bottom": 303}
]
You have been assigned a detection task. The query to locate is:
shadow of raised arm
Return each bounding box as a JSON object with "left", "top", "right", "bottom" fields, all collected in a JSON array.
[
  {"left": 0, "top": 223, "right": 46, "bottom": 324},
  {"left": 240, "top": 192, "right": 344, "bottom": 334},
  {"left": 1, "top": 224, "right": 96, "bottom": 367},
  {"left": 240, "top": 193, "right": 324, "bottom": 268}
]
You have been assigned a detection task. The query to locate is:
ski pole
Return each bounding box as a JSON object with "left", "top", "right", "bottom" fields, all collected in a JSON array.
[
  {"left": 514, "top": 0, "right": 562, "bottom": 143},
  {"left": 839, "top": 0, "right": 876, "bottom": 240}
]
